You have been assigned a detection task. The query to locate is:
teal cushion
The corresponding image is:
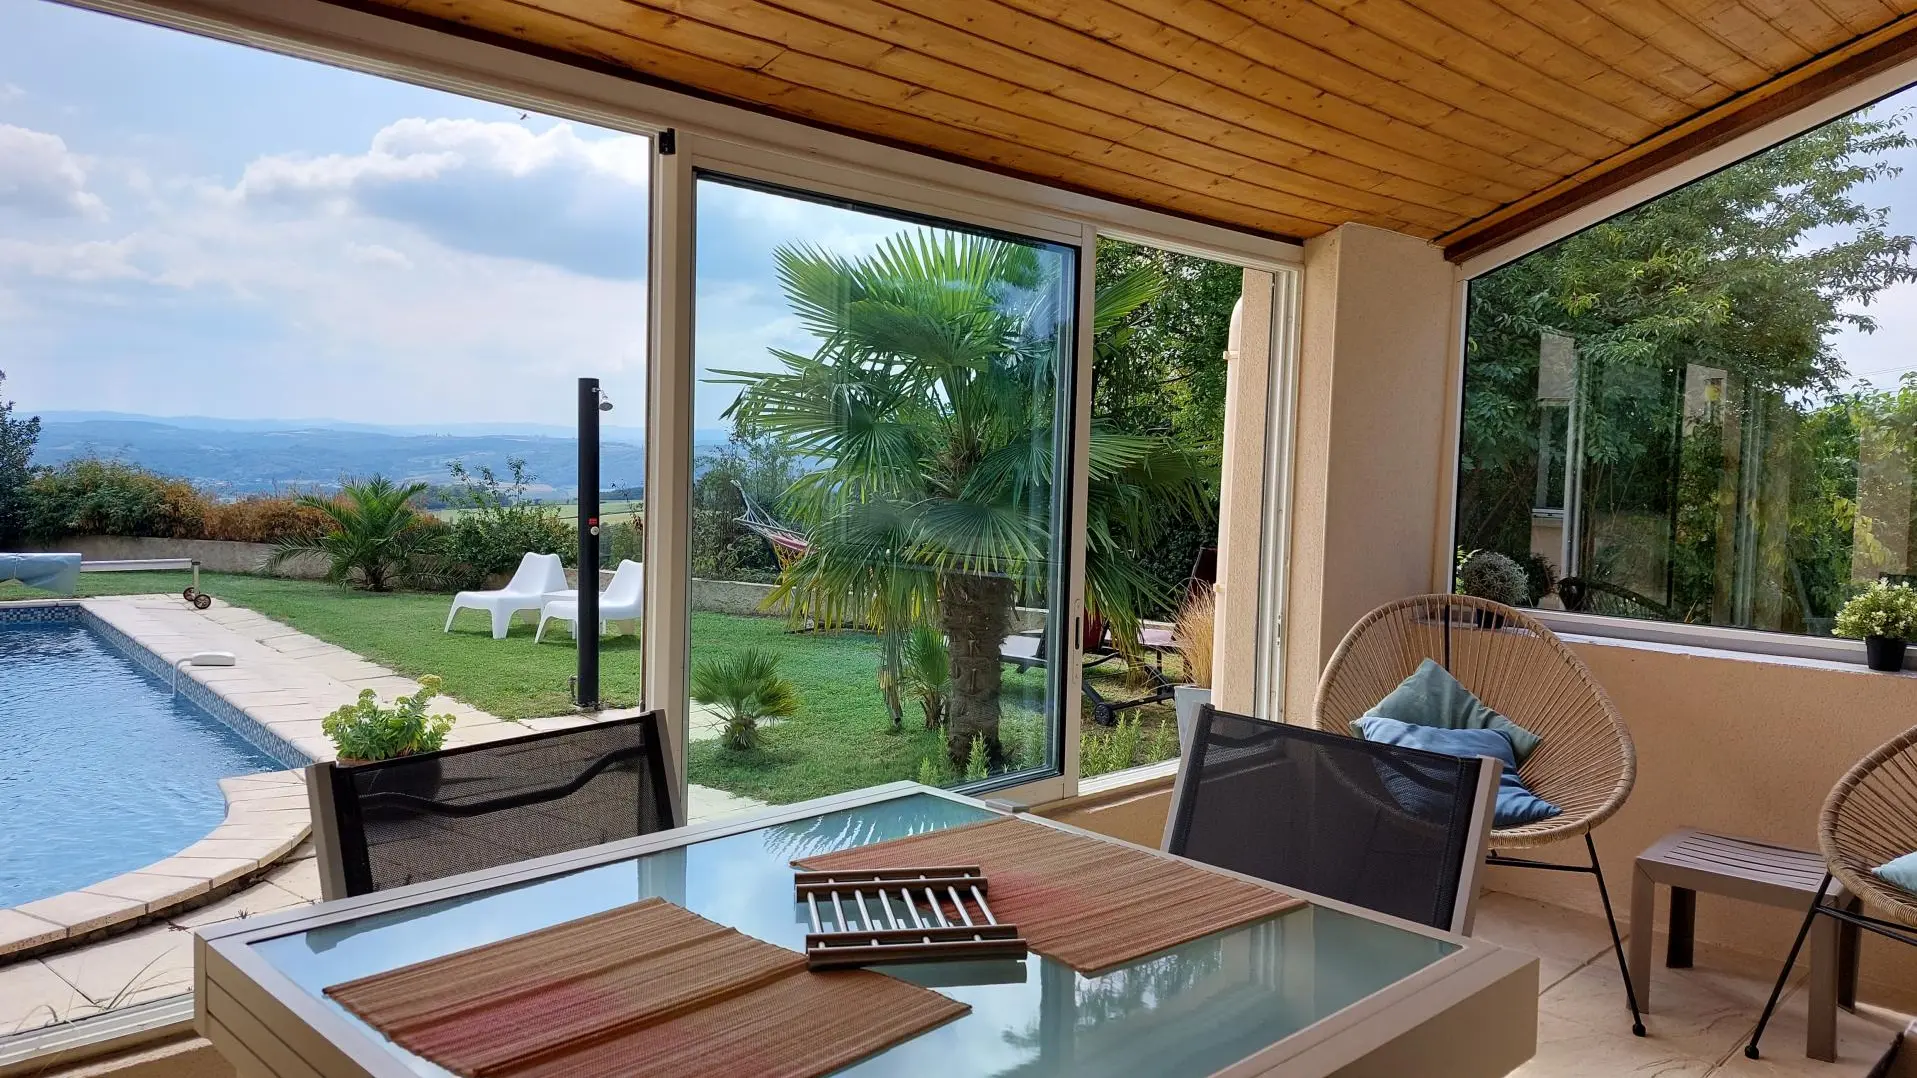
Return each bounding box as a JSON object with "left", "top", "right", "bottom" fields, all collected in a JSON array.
[
  {"left": 1353, "top": 715, "right": 1562, "bottom": 829},
  {"left": 1874, "top": 851, "right": 1917, "bottom": 894},
  {"left": 1365, "top": 658, "right": 1544, "bottom": 765}
]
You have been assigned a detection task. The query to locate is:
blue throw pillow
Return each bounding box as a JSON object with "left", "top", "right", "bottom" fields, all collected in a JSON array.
[
  {"left": 1353, "top": 715, "right": 1562, "bottom": 829},
  {"left": 1874, "top": 851, "right": 1917, "bottom": 894},
  {"left": 1365, "top": 659, "right": 1544, "bottom": 765}
]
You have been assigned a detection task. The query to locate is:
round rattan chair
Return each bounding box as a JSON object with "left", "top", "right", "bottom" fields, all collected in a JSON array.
[
  {"left": 1747, "top": 724, "right": 1917, "bottom": 1058},
  {"left": 1315, "top": 594, "right": 1643, "bottom": 1032}
]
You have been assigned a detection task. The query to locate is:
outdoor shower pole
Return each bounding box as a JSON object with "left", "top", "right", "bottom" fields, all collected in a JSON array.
[{"left": 577, "top": 377, "right": 601, "bottom": 710}]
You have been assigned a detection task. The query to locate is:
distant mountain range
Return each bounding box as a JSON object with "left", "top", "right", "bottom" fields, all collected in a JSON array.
[{"left": 29, "top": 412, "right": 731, "bottom": 497}]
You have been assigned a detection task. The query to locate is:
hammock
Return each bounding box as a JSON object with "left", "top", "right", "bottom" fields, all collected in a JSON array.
[{"left": 735, "top": 484, "right": 809, "bottom": 569}]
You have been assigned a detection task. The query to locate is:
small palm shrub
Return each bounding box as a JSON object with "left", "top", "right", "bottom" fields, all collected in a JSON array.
[
  {"left": 322, "top": 676, "right": 456, "bottom": 763},
  {"left": 267, "top": 475, "right": 438, "bottom": 591},
  {"left": 692, "top": 647, "right": 798, "bottom": 751},
  {"left": 900, "top": 626, "right": 951, "bottom": 731},
  {"left": 1835, "top": 580, "right": 1917, "bottom": 640},
  {"left": 1457, "top": 549, "right": 1532, "bottom": 607}
]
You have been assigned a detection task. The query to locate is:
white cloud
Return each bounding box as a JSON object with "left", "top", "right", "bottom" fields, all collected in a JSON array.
[
  {"left": 0, "top": 124, "right": 104, "bottom": 218},
  {"left": 0, "top": 83, "right": 23, "bottom": 102}
]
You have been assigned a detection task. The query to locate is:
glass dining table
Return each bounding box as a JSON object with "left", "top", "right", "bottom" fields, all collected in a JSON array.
[{"left": 194, "top": 783, "right": 1538, "bottom": 1078}]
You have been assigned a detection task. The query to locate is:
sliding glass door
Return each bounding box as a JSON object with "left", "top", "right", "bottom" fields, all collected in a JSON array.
[{"left": 677, "top": 173, "right": 1080, "bottom": 818}]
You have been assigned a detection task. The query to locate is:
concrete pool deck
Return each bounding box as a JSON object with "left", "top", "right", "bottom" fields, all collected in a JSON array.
[{"left": 0, "top": 593, "right": 766, "bottom": 1039}]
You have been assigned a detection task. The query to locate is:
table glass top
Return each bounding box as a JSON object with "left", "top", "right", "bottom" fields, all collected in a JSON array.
[{"left": 249, "top": 792, "right": 1457, "bottom": 1077}]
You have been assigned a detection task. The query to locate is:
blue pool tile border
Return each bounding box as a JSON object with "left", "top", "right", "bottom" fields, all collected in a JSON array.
[{"left": 0, "top": 601, "right": 311, "bottom": 770}]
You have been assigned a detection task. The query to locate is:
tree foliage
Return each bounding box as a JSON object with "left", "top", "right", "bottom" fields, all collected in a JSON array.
[
  {"left": 1459, "top": 110, "right": 1917, "bottom": 631},
  {"left": 0, "top": 371, "right": 40, "bottom": 542}
]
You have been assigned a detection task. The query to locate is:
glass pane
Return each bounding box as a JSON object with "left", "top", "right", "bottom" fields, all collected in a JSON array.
[
  {"left": 687, "top": 177, "right": 1075, "bottom": 814},
  {"left": 1456, "top": 97, "right": 1917, "bottom": 638},
  {"left": 0, "top": 0, "right": 647, "bottom": 1045},
  {"left": 1080, "top": 238, "right": 1253, "bottom": 778}
]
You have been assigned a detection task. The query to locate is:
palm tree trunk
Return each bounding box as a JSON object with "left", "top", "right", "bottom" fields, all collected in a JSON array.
[{"left": 940, "top": 572, "right": 1013, "bottom": 767}]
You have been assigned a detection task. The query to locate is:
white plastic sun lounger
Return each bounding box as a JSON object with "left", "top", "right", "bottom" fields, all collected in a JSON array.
[{"left": 444, "top": 552, "right": 569, "bottom": 639}]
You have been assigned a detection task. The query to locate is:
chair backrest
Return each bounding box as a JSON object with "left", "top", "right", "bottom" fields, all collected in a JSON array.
[
  {"left": 1314, "top": 594, "right": 1634, "bottom": 847},
  {"left": 603, "top": 559, "right": 644, "bottom": 604},
  {"left": 506, "top": 552, "right": 567, "bottom": 595},
  {"left": 1164, "top": 706, "right": 1500, "bottom": 934},
  {"left": 306, "top": 711, "right": 677, "bottom": 900},
  {"left": 1820, "top": 724, "right": 1917, "bottom": 927}
]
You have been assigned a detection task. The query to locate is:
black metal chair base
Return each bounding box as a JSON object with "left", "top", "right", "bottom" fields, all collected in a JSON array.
[
  {"left": 1488, "top": 833, "right": 1647, "bottom": 1037},
  {"left": 1745, "top": 874, "right": 1917, "bottom": 1060}
]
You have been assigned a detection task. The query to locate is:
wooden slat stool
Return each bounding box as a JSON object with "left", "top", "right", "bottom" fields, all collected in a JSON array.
[{"left": 1631, "top": 828, "right": 1861, "bottom": 1061}]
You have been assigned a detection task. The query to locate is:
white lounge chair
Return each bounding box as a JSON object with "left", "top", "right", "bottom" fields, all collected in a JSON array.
[
  {"left": 444, "top": 552, "right": 569, "bottom": 640},
  {"left": 538, "top": 560, "right": 644, "bottom": 643}
]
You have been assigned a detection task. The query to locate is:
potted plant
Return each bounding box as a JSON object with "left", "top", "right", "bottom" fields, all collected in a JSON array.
[
  {"left": 692, "top": 647, "right": 798, "bottom": 750},
  {"left": 322, "top": 676, "right": 457, "bottom": 786},
  {"left": 1457, "top": 550, "right": 1531, "bottom": 626},
  {"left": 1172, "top": 587, "right": 1216, "bottom": 750},
  {"left": 1834, "top": 580, "right": 1917, "bottom": 672}
]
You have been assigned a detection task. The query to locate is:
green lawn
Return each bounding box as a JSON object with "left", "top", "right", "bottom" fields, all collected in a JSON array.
[{"left": 2, "top": 570, "right": 1178, "bottom": 803}]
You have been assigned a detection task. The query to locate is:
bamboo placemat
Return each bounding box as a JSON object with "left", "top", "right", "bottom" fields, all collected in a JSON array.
[
  {"left": 796, "top": 816, "right": 1303, "bottom": 973},
  {"left": 324, "top": 898, "right": 967, "bottom": 1078}
]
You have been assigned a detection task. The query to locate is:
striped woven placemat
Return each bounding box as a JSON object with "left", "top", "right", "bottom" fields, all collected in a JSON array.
[
  {"left": 324, "top": 897, "right": 966, "bottom": 1078},
  {"left": 796, "top": 816, "right": 1303, "bottom": 974}
]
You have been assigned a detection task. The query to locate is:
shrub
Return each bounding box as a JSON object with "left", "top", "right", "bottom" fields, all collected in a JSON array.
[
  {"left": 691, "top": 647, "right": 798, "bottom": 751},
  {"left": 1517, "top": 552, "right": 1558, "bottom": 606},
  {"left": 440, "top": 459, "right": 574, "bottom": 590},
  {"left": 267, "top": 476, "right": 439, "bottom": 591},
  {"left": 322, "top": 675, "right": 456, "bottom": 763},
  {"left": 1173, "top": 586, "right": 1215, "bottom": 688},
  {"left": 603, "top": 519, "right": 644, "bottom": 565},
  {"left": 27, "top": 458, "right": 209, "bottom": 539},
  {"left": 1457, "top": 549, "right": 1532, "bottom": 607},
  {"left": 899, "top": 625, "right": 950, "bottom": 731},
  {"left": 0, "top": 370, "right": 38, "bottom": 542},
  {"left": 1834, "top": 580, "right": 1917, "bottom": 640},
  {"left": 202, "top": 496, "right": 331, "bottom": 544}
]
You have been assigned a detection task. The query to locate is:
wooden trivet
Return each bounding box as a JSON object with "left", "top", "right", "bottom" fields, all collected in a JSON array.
[{"left": 795, "top": 865, "right": 1028, "bottom": 970}]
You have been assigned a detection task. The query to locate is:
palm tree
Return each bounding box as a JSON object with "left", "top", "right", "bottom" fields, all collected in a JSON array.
[
  {"left": 718, "top": 231, "right": 1211, "bottom": 767},
  {"left": 266, "top": 476, "right": 435, "bottom": 591}
]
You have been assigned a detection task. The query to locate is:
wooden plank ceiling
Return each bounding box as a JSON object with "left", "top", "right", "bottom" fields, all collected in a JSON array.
[{"left": 351, "top": 0, "right": 1917, "bottom": 259}]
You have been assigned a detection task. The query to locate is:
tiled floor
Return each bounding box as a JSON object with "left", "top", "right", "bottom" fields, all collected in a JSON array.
[{"left": 1473, "top": 891, "right": 1913, "bottom": 1077}]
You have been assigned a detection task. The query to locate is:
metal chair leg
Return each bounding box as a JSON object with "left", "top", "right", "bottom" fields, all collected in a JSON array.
[
  {"left": 1745, "top": 873, "right": 1832, "bottom": 1060},
  {"left": 1588, "top": 833, "right": 1647, "bottom": 1037}
]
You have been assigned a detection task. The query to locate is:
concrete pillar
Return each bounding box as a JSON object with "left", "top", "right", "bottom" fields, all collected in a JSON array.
[{"left": 1281, "top": 224, "right": 1456, "bottom": 723}]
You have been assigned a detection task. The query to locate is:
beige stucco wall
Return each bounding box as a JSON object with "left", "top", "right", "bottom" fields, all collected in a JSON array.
[
  {"left": 1211, "top": 271, "right": 1276, "bottom": 713},
  {"left": 1282, "top": 224, "right": 1456, "bottom": 724}
]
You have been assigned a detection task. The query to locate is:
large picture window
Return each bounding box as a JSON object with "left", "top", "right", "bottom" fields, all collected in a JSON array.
[{"left": 1456, "top": 97, "right": 1917, "bottom": 638}]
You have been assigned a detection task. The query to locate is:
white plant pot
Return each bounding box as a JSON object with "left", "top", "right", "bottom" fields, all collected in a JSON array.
[{"left": 1174, "top": 685, "right": 1213, "bottom": 751}]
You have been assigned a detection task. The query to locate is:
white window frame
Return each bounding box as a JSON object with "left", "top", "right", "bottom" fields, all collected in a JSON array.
[
  {"left": 62, "top": 0, "right": 1302, "bottom": 809},
  {"left": 1440, "top": 52, "right": 1917, "bottom": 668}
]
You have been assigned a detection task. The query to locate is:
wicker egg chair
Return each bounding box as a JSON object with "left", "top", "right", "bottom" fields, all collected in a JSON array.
[
  {"left": 1745, "top": 724, "right": 1917, "bottom": 1059},
  {"left": 1316, "top": 594, "right": 1643, "bottom": 1033}
]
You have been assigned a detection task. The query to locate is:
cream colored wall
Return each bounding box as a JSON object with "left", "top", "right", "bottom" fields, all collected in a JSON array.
[
  {"left": 1491, "top": 638, "right": 1917, "bottom": 1009},
  {"left": 1212, "top": 270, "right": 1276, "bottom": 714},
  {"left": 1282, "top": 224, "right": 1456, "bottom": 724}
]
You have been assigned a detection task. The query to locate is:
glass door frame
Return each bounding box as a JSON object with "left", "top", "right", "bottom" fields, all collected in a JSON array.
[{"left": 646, "top": 131, "right": 1097, "bottom": 809}]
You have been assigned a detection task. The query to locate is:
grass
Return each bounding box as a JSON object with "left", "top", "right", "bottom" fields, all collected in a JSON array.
[{"left": 2, "top": 570, "right": 1181, "bottom": 802}]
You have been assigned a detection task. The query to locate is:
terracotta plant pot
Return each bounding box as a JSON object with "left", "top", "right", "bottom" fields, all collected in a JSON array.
[{"left": 1865, "top": 635, "right": 1908, "bottom": 673}]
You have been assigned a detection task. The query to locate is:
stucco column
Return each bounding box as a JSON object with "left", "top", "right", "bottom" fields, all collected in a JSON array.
[
  {"left": 1281, "top": 224, "right": 1455, "bottom": 722},
  {"left": 1211, "top": 270, "right": 1275, "bottom": 713}
]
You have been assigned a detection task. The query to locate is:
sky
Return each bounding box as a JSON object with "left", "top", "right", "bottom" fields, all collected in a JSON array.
[
  {"left": 0, "top": 0, "right": 922, "bottom": 433},
  {"left": 9, "top": 0, "right": 1917, "bottom": 435}
]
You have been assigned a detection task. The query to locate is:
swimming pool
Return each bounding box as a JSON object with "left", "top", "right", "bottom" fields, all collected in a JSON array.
[{"left": 0, "top": 618, "right": 284, "bottom": 908}]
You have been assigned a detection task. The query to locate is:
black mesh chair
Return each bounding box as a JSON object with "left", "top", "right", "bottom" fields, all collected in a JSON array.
[
  {"left": 306, "top": 711, "right": 677, "bottom": 900},
  {"left": 1163, "top": 706, "right": 1501, "bottom": 934}
]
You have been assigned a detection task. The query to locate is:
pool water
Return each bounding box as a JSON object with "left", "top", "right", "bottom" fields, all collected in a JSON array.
[{"left": 0, "top": 622, "right": 282, "bottom": 908}]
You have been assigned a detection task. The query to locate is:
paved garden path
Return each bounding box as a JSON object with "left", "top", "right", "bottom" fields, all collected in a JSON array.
[{"left": 0, "top": 594, "right": 764, "bottom": 1040}]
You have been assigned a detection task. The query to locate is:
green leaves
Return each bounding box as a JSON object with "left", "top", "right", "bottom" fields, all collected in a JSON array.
[
  {"left": 692, "top": 647, "right": 800, "bottom": 751},
  {"left": 267, "top": 475, "right": 436, "bottom": 591},
  {"left": 321, "top": 675, "right": 455, "bottom": 762}
]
